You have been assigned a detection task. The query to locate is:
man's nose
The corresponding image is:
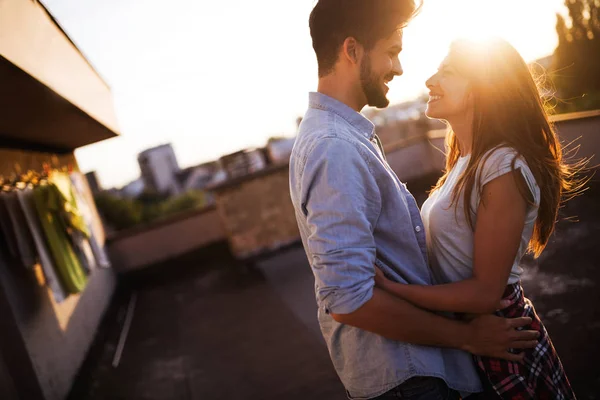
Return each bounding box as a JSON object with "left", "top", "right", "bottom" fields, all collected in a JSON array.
[{"left": 392, "top": 59, "right": 403, "bottom": 77}]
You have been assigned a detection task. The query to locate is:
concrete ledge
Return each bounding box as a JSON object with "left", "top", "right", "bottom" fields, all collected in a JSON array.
[
  {"left": 550, "top": 109, "right": 600, "bottom": 123},
  {"left": 107, "top": 206, "right": 226, "bottom": 272},
  {"left": 208, "top": 163, "right": 289, "bottom": 192},
  {"left": 107, "top": 205, "right": 218, "bottom": 242}
]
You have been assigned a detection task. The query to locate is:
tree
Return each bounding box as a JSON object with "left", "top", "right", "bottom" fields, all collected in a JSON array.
[
  {"left": 552, "top": 0, "right": 600, "bottom": 112},
  {"left": 94, "top": 192, "right": 143, "bottom": 231},
  {"left": 160, "top": 191, "right": 205, "bottom": 217},
  {"left": 94, "top": 190, "right": 207, "bottom": 232}
]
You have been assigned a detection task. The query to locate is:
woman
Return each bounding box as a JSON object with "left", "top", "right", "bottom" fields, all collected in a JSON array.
[{"left": 375, "top": 38, "right": 582, "bottom": 399}]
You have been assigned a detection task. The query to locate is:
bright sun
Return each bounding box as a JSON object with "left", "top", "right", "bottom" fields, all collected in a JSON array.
[
  {"left": 451, "top": 3, "right": 511, "bottom": 43},
  {"left": 390, "top": 0, "right": 562, "bottom": 104}
]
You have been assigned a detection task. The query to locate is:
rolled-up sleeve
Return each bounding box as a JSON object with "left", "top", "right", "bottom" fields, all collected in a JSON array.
[{"left": 301, "top": 137, "right": 382, "bottom": 315}]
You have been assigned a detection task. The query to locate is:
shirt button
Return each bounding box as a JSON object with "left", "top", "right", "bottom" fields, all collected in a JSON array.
[{"left": 415, "top": 226, "right": 422, "bottom": 233}]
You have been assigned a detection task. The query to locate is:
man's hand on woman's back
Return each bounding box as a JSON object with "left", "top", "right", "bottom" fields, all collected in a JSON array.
[{"left": 463, "top": 314, "right": 539, "bottom": 362}]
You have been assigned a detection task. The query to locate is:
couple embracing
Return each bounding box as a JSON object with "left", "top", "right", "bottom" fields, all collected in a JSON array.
[{"left": 290, "top": 1, "right": 579, "bottom": 399}]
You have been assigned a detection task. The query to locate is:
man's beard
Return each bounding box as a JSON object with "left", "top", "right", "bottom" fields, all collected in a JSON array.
[{"left": 360, "top": 55, "right": 390, "bottom": 109}]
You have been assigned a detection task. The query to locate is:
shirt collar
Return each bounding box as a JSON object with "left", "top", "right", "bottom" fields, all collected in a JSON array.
[{"left": 308, "top": 92, "right": 375, "bottom": 140}]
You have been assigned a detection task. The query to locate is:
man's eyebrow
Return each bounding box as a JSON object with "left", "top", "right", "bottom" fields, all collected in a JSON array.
[{"left": 389, "top": 45, "right": 403, "bottom": 52}]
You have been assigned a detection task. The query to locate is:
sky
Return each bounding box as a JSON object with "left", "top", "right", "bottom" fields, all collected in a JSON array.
[{"left": 41, "top": 0, "right": 567, "bottom": 189}]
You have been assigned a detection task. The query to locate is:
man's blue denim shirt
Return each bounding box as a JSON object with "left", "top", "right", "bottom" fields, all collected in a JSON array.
[{"left": 289, "top": 92, "right": 482, "bottom": 399}]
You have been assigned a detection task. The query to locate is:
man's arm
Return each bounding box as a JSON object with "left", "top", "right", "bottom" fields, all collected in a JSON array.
[
  {"left": 301, "top": 138, "right": 380, "bottom": 316},
  {"left": 332, "top": 287, "right": 538, "bottom": 362}
]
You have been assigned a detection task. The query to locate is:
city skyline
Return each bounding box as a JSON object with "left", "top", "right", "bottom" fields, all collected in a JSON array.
[{"left": 42, "top": 0, "right": 566, "bottom": 189}]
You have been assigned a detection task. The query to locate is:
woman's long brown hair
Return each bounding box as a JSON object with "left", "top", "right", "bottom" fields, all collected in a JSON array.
[{"left": 431, "top": 38, "right": 587, "bottom": 257}]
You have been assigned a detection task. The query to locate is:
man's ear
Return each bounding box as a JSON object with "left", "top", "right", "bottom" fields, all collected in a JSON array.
[{"left": 342, "top": 37, "right": 364, "bottom": 65}]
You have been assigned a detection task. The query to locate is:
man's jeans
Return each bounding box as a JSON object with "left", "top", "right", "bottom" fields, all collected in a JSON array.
[{"left": 372, "top": 377, "right": 461, "bottom": 400}]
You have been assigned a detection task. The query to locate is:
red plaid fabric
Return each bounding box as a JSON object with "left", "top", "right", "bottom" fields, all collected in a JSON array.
[{"left": 474, "top": 284, "right": 577, "bottom": 399}]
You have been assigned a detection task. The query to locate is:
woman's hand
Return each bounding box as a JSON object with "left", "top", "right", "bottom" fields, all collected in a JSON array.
[{"left": 374, "top": 266, "right": 392, "bottom": 289}]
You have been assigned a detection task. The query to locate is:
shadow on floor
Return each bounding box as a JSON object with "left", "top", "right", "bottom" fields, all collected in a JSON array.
[{"left": 68, "top": 242, "right": 345, "bottom": 400}]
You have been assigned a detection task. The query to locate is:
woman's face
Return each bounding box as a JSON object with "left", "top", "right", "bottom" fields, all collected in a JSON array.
[{"left": 425, "top": 54, "right": 473, "bottom": 122}]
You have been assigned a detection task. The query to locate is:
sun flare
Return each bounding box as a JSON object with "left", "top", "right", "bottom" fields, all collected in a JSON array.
[{"left": 450, "top": 3, "right": 510, "bottom": 43}]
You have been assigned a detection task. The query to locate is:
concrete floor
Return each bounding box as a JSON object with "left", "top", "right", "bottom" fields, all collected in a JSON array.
[
  {"left": 70, "top": 184, "right": 600, "bottom": 400},
  {"left": 68, "top": 242, "right": 346, "bottom": 400}
]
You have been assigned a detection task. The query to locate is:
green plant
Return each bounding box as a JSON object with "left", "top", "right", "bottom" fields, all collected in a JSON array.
[
  {"left": 94, "top": 192, "right": 143, "bottom": 230},
  {"left": 94, "top": 190, "right": 207, "bottom": 231}
]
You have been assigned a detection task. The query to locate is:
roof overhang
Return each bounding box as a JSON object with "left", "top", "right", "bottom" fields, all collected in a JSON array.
[{"left": 0, "top": 0, "right": 119, "bottom": 151}]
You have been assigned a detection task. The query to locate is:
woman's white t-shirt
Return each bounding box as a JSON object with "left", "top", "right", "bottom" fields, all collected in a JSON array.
[{"left": 421, "top": 147, "right": 541, "bottom": 285}]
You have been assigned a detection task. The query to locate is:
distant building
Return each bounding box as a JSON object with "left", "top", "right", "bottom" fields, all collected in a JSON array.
[
  {"left": 177, "top": 161, "right": 226, "bottom": 192},
  {"left": 219, "top": 148, "right": 268, "bottom": 180},
  {"left": 120, "top": 178, "right": 145, "bottom": 199},
  {"left": 85, "top": 171, "right": 102, "bottom": 194},
  {"left": 266, "top": 137, "right": 295, "bottom": 165},
  {"left": 364, "top": 98, "right": 445, "bottom": 147},
  {"left": 138, "top": 144, "right": 181, "bottom": 196}
]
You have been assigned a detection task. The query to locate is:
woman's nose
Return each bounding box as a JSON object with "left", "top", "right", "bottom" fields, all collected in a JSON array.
[{"left": 425, "top": 73, "right": 437, "bottom": 89}]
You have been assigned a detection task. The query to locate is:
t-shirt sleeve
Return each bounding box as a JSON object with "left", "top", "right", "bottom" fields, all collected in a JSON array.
[{"left": 478, "top": 147, "right": 540, "bottom": 206}]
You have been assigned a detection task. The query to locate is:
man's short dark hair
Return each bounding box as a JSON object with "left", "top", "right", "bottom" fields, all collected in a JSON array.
[{"left": 309, "top": 0, "right": 421, "bottom": 77}]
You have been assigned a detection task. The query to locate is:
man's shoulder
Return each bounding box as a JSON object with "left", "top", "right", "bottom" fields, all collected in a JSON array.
[
  {"left": 297, "top": 114, "right": 363, "bottom": 153},
  {"left": 295, "top": 129, "right": 365, "bottom": 164},
  {"left": 301, "top": 105, "right": 362, "bottom": 135}
]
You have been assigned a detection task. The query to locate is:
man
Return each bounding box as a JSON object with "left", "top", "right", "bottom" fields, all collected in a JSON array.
[{"left": 289, "top": 1, "right": 539, "bottom": 399}]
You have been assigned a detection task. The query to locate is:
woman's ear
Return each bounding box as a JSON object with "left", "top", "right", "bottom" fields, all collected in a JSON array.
[
  {"left": 464, "top": 90, "right": 477, "bottom": 114},
  {"left": 466, "top": 90, "right": 475, "bottom": 106},
  {"left": 462, "top": 89, "right": 476, "bottom": 121}
]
